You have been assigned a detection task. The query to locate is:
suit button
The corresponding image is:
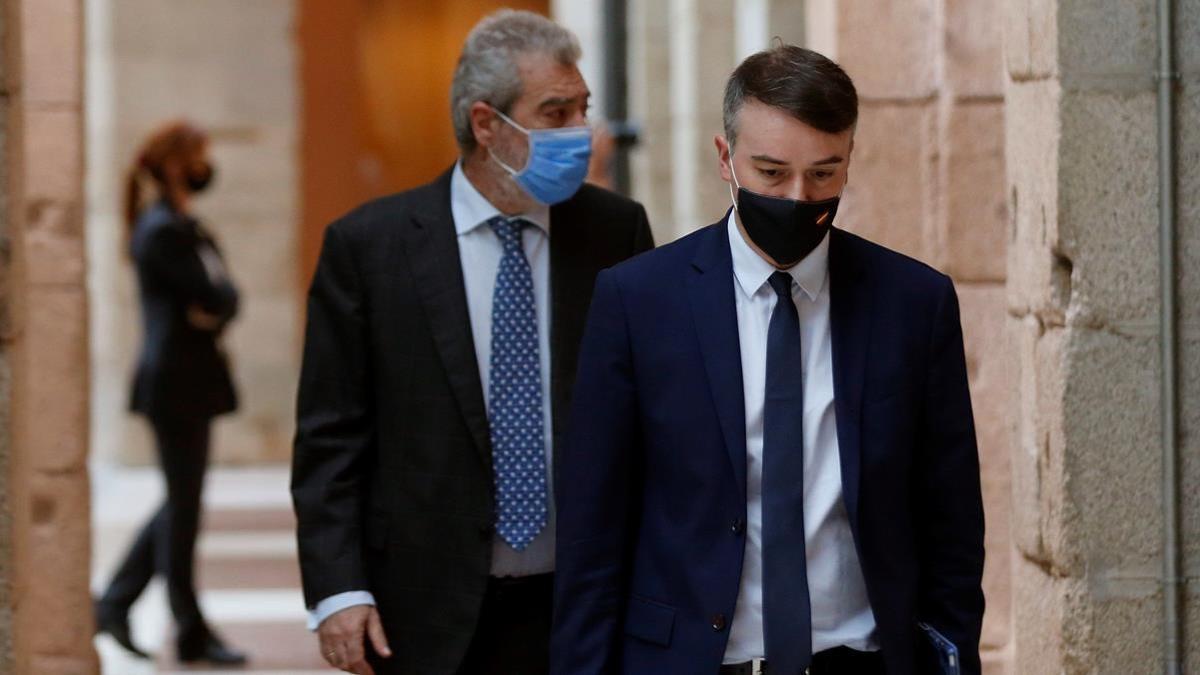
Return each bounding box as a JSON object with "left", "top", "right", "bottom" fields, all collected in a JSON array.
[
  {"left": 711, "top": 613, "right": 727, "bottom": 631},
  {"left": 731, "top": 518, "right": 744, "bottom": 535}
]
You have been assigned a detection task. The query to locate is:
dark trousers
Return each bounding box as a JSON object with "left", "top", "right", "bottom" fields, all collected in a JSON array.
[
  {"left": 97, "top": 415, "right": 212, "bottom": 646},
  {"left": 456, "top": 573, "right": 553, "bottom": 675}
]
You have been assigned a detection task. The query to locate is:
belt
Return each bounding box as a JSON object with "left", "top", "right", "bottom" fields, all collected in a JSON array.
[
  {"left": 720, "top": 647, "right": 884, "bottom": 675},
  {"left": 719, "top": 659, "right": 787, "bottom": 675}
]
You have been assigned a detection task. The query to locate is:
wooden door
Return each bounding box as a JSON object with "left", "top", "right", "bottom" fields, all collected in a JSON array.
[{"left": 298, "top": 0, "right": 550, "bottom": 287}]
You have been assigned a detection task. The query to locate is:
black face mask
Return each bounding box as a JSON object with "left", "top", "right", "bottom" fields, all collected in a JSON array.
[
  {"left": 729, "top": 158, "right": 839, "bottom": 267},
  {"left": 186, "top": 163, "right": 215, "bottom": 193},
  {"left": 734, "top": 187, "right": 838, "bottom": 266}
]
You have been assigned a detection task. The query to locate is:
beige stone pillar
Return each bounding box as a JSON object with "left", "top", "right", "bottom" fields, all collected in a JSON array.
[
  {"left": 1006, "top": 0, "right": 1199, "bottom": 671},
  {"left": 811, "top": 1, "right": 1012, "bottom": 670},
  {"left": 2, "top": 0, "right": 100, "bottom": 671},
  {"left": 627, "top": 0, "right": 807, "bottom": 241}
]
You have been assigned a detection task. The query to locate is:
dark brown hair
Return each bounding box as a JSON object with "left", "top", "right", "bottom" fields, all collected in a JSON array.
[
  {"left": 723, "top": 44, "right": 858, "bottom": 147},
  {"left": 124, "top": 120, "right": 208, "bottom": 231}
]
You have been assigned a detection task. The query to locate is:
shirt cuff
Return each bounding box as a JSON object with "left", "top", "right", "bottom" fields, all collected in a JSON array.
[{"left": 307, "top": 590, "right": 377, "bottom": 631}]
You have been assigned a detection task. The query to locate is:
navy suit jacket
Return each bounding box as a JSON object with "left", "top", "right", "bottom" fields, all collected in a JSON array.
[{"left": 552, "top": 216, "right": 985, "bottom": 675}]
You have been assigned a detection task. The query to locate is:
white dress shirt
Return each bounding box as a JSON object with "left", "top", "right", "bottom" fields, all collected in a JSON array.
[
  {"left": 309, "top": 162, "right": 556, "bottom": 629},
  {"left": 722, "top": 212, "right": 878, "bottom": 662}
]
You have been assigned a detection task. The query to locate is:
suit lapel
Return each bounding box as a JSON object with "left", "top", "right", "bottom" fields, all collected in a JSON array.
[
  {"left": 403, "top": 169, "right": 493, "bottom": 471},
  {"left": 548, "top": 197, "right": 594, "bottom": 462},
  {"left": 829, "top": 229, "right": 871, "bottom": 531},
  {"left": 687, "top": 219, "right": 748, "bottom": 501}
]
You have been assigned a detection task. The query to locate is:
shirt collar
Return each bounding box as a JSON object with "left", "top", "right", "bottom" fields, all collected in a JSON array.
[
  {"left": 726, "top": 209, "right": 829, "bottom": 302},
  {"left": 450, "top": 161, "right": 550, "bottom": 236}
]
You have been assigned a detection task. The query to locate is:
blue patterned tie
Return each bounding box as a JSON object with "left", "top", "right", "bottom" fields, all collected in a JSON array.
[
  {"left": 762, "top": 271, "right": 812, "bottom": 673},
  {"left": 487, "top": 216, "right": 548, "bottom": 551}
]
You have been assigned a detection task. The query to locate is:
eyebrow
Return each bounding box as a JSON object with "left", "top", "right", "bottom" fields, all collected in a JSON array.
[
  {"left": 749, "top": 153, "right": 845, "bottom": 167},
  {"left": 749, "top": 154, "right": 788, "bottom": 165},
  {"left": 538, "top": 94, "right": 589, "bottom": 110}
]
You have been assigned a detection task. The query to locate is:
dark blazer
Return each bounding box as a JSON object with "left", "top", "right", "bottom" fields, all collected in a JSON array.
[
  {"left": 129, "top": 202, "right": 239, "bottom": 421},
  {"left": 291, "top": 168, "right": 654, "bottom": 675},
  {"left": 552, "top": 216, "right": 985, "bottom": 675}
]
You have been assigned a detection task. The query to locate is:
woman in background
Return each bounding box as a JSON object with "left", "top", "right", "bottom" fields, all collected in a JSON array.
[{"left": 93, "top": 121, "right": 246, "bottom": 666}]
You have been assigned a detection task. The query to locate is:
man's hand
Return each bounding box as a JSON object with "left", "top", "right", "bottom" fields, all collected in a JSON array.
[{"left": 318, "top": 605, "right": 392, "bottom": 674}]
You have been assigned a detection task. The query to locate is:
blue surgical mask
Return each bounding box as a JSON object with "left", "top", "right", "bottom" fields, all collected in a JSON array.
[{"left": 488, "top": 107, "right": 592, "bottom": 205}]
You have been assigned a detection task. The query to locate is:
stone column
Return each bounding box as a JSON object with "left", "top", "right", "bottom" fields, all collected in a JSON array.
[
  {"left": 629, "top": 0, "right": 804, "bottom": 242},
  {"left": 1, "top": 0, "right": 99, "bottom": 671},
  {"left": 812, "top": 1, "right": 1012, "bottom": 670},
  {"left": 1006, "top": 0, "right": 1199, "bottom": 671}
]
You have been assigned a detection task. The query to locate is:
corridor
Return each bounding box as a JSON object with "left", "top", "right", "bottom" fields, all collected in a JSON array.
[{"left": 91, "top": 463, "right": 333, "bottom": 674}]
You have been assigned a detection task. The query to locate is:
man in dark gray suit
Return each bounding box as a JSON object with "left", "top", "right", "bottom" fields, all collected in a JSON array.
[{"left": 291, "top": 10, "right": 653, "bottom": 675}]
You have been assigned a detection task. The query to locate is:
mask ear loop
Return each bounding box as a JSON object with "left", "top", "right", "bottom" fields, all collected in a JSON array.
[
  {"left": 486, "top": 105, "right": 532, "bottom": 176},
  {"left": 728, "top": 150, "right": 741, "bottom": 212}
]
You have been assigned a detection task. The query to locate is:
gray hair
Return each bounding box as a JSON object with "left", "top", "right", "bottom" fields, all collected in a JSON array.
[{"left": 450, "top": 10, "right": 582, "bottom": 154}]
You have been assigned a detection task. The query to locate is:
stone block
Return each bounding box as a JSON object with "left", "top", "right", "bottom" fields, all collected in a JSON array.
[
  {"left": 836, "top": 0, "right": 938, "bottom": 100},
  {"left": 1188, "top": 580, "right": 1200, "bottom": 671},
  {"left": 1176, "top": 83, "right": 1200, "bottom": 328},
  {"left": 26, "top": 656, "right": 98, "bottom": 675},
  {"left": 1058, "top": 89, "right": 1159, "bottom": 326},
  {"left": 18, "top": 287, "right": 88, "bottom": 474},
  {"left": 839, "top": 101, "right": 936, "bottom": 262},
  {"left": 1003, "top": 0, "right": 1058, "bottom": 81},
  {"left": 23, "top": 200, "right": 85, "bottom": 287},
  {"left": 945, "top": 0, "right": 1004, "bottom": 97},
  {"left": 1009, "top": 315, "right": 1041, "bottom": 557},
  {"left": 958, "top": 284, "right": 1012, "bottom": 650},
  {"left": 1004, "top": 79, "right": 1062, "bottom": 320},
  {"left": 1011, "top": 553, "right": 1072, "bottom": 672},
  {"left": 1180, "top": 0, "right": 1200, "bottom": 73},
  {"left": 941, "top": 101, "right": 1007, "bottom": 283},
  {"left": 1009, "top": 315, "right": 1081, "bottom": 580},
  {"left": 20, "top": 0, "right": 82, "bottom": 105},
  {"left": 1179, "top": 333, "right": 1200, "bottom": 589},
  {"left": 1088, "top": 592, "right": 1163, "bottom": 672},
  {"left": 16, "top": 472, "right": 93, "bottom": 658},
  {"left": 23, "top": 109, "right": 82, "bottom": 204},
  {"left": 1058, "top": 0, "right": 1157, "bottom": 80},
  {"left": 1062, "top": 329, "right": 1161, "bottom": 573},
  {"left": 980, "top": 648, "right": 1011, "bottom": 675}
]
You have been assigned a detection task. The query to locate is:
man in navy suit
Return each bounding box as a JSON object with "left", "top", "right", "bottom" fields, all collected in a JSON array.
[{"left": 551, "top": 45, "right": 984, "bottom": 675}]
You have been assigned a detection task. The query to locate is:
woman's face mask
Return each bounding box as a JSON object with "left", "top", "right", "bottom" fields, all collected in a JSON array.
[
  {"left": 488, "top": 106, "right": 592, "bottom": 205},
  {"left": 729, "top": 156, "right": 839, "bottom": 267},
  {"left": 186, "top": 162, "right": 216, "bottom": 193}
]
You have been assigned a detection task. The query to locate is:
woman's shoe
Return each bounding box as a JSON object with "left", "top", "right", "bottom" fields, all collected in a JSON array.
[{"left": 94, "top": 601, "right": 153, "bottom": 659}]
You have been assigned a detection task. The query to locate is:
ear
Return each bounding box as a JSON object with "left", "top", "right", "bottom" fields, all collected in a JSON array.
[
  {"left": 469, "top": 101, "right": 499, "bottom": 149},
  {"left": 715, "top": 134, "right": 733, "bottom": 182},
  {"left": 844, "top": 137, "right": 854, "bottom": 185}
]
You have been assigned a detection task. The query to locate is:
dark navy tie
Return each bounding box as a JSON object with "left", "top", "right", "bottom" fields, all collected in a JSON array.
[
  {"left": 487, "top": 216, "right": 548, "bottom": 551},
  {"left": 762, "top": 271, "right": 812, "bottom": 673}
]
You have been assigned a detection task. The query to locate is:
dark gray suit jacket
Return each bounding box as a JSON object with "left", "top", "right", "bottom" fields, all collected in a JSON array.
[{"left": 291, "top": 167, "right": 653, "bottom": 674}]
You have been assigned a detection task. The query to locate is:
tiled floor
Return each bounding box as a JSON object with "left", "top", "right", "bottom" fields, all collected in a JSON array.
[{"left": 91, "top": 462, "right": 336, "bottom": 674}]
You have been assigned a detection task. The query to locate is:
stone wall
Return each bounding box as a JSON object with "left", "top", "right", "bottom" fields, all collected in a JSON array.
[
  {"left": 2, "top": 0, "right": 98, "bottom": 671},
  {"left": 815, "top": 1, "right": 1012, "bottom": 670},
  {"left": 87, "top": 0, "right": 300, "bottom": 465},
  {"left": 1006, "top": 0, "right": 1199, "bottom": 671}
]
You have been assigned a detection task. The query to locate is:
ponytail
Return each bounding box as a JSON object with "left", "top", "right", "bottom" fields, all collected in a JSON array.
[
  {"left": 124, "top": 119, "right": 208, "bottom": 242},
  {"left": 124, "top": 161, "right": 145, "bottom": 234}
]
